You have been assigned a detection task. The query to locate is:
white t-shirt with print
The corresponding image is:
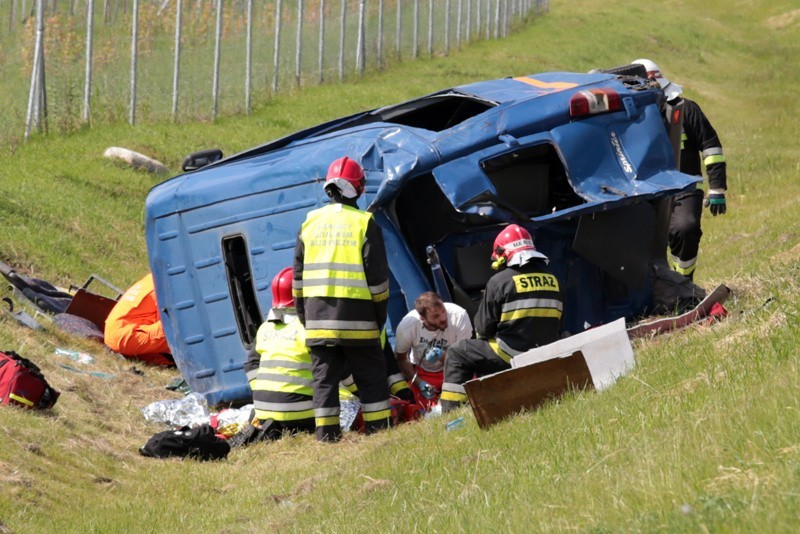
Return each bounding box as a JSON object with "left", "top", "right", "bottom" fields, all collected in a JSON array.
[{"left": 393, "top": 302, "right": 473, "bottom": 372}]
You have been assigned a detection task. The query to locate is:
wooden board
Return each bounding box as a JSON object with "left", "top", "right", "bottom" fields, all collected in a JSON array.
[
  {"left": 627, "top": 284, "right": 730, "bottom": 339},
  {"left": 464, "top": 350, "right": 594, "bottom": 429}
]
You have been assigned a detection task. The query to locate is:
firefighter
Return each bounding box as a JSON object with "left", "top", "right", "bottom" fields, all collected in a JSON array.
[
  {"left": 293, "top": 155, "right": 392, "bottom": 442},
  {"left": 440, "top": 225, "right": 563, "bottom": 413},
  {"left": 633, "top": 59, "right": 729, "bottom": 280},
  {"left": 103, "top": 273, "right": 174, "bottom": 367},
  {"left": 241, "top": 267, "right": 316, "bottom": 441}
]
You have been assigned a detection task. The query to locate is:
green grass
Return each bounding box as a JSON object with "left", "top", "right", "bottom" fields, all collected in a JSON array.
[{"left": 1, "top": 0, "right": 799, "bottom": 531}]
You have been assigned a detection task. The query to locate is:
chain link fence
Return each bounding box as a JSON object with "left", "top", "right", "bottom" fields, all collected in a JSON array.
[{"left": 0, "top": 0, "right": 549, "bottom": 148}]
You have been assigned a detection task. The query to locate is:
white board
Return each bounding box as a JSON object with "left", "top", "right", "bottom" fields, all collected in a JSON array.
[{"left": 511, "top": 317, "right": 634, "bottom": 391}]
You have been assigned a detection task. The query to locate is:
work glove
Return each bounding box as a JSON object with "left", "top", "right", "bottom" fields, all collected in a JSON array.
[
  {"left": 417, "top": 380, "right": 436, "bottom": 400},
  {"left": 423, "top": 347, "right": 443, "bottom": 363},
  {"left": 705, "top": 191, "right": 727, "bottom": 216}
]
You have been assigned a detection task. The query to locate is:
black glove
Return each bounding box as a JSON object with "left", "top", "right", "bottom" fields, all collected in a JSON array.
[{"left": 706, "top": 192, "right": 727, "bottom": 216}]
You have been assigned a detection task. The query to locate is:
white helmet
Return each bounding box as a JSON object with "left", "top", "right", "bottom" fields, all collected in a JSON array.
[{"left": 632, "top": 58, "right": 683, "bottom": 101}]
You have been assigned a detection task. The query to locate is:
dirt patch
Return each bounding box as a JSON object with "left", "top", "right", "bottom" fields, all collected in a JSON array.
[{"left": 766, "top": 9, "right": 800, "bottom": 30}]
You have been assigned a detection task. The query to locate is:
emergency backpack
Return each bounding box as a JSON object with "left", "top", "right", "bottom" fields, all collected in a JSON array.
[{"left": 0, "top": 350, "right": 60, "bottom": 410}]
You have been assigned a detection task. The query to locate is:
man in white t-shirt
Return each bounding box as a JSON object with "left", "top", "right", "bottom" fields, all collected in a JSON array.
[{"left": 393, "top": 292, "right": 473, "bottom": 405}]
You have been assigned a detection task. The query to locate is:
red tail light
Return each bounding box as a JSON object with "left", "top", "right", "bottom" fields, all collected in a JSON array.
[{"left": 569, "top": 88, "right": 622, "bottom": 118}]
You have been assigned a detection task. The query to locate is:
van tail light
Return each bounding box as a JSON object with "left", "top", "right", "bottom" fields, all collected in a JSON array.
[{"left": 569, "top": 88, "right": 622, "bottom": 118}]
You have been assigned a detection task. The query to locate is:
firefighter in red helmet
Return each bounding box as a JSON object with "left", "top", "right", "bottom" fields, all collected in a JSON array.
[
  {"left": 240, "top": 267, "right": 316, "bottom": 443},
  {"left": 293, "top": 156, "right": 392, "bottom": 442},
  {"left": 440, "top": 224, "right": 564, "bottom": 413}
]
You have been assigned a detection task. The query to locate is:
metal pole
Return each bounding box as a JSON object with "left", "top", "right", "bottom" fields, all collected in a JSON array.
[
  {"left": 337, "top": 0, "right": 345, "bottom": 81},
  {"left": 355, "top": 0, "right": 364, "bottom": 76},
  {"left": 456, "top": 0, "right": 462, "bottom": 50},
  {"left": 465, "top": 0, "right": 471, "bottom": 42},
  {"left": 272, "top": 0, "right": 282, "bottom": 93},
  {"left": 212, "top": 0, "right": 222, "bottom": 120},
  {"left": 9, "top": 0, "right": 16, "bottom": 34},
  {"left": 295, "top": 0, "right": 303, "bottom": 87},
  {"left": 171, "top": 0, "right": 182, "bottom": 120},
  {"left": 395, "top": 0, "right": 401, "bottom": 60},
  {"left": 376, "top": 0, "right": 383, "bottom": 69},
  {"left": 444, "top": 0, "right": 450, "bottom": 55},
  {"left": 475, "top": 0, "right": 481, "bottom": 42},
  {"left": 427, "top": 0, "right": 432, "bottom": 57},
  {"left": 24, "top": 0, "right": 45, "bottom": 139},
  {"left": 245, "top": 0, "right": 252, "bottom": 113},
  {"left": 412, "top": 0, "right": 418, "bottom": 59},
  {"left": 128, "top": 0, "right": 138, "bottom": 126},
  {"left": 318, "top": 0, "right": 324, "bottom": 83},
  {"left": 81, "top": 0, "right": 94, "bottom": 124},
  {"left": 485, "top": 0, "right": 490, "bottom": 40}
]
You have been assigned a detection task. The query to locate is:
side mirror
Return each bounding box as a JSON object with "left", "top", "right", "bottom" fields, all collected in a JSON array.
[{"left": 181, "top": 148, "right": 223, "bottom": 172}]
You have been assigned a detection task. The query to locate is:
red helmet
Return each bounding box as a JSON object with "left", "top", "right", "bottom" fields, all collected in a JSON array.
[
  {"left": 324, "top": 156, "right": 365, "bottom": 199},
  {"left": 490, "top": 224, "right": 545, "bottom": 269},
  {"left": 271, "top": 267, "right": 294, "bottom": 308}
]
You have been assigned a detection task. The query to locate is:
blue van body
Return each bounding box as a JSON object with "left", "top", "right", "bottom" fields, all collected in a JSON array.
[{"left": 145, "top": 70, "right": 700, "bottom": 406}]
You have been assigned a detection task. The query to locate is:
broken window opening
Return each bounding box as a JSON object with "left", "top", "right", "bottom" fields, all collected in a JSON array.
[
  {"left": 480, "top": 143, "right": 584, "bottom": 218},
  {"left": 222, "top": 235, "right": 263, "bottom": 349},
  {"left": 327, "top": 93, "right": 496, "bottom": 134}
]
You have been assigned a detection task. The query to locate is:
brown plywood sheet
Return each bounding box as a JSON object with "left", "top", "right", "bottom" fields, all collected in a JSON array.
[{"left": 464, "top": 350, "right": 594, "bottom": 429}]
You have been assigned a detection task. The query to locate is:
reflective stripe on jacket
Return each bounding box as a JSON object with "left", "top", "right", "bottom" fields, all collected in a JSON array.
[
  {"left": 248, "top": 318, "right": 314, "bottom": 421},
  {"left": 679, "top": 97, "right": 727, "bottom": 191},
  {"left": 476, "top": 261, "right": 563, "bottom": 360}
]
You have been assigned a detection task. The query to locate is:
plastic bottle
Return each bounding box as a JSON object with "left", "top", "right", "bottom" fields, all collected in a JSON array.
[
  {"left": 54, "top": 348, "right": 95, "bottom": 364},
  {"left": 446, "top": 416, "right": 466, "bottom": 431}
]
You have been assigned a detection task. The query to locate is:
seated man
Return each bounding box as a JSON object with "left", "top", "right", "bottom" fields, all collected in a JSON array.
[
  {"left": 104, "top": 273, "right": 174, "bottom": 367},
  {"left": 440, "top": 225, "right": 564, "bottom": 412},
  {"left": 394, "top": 292, "right": 473, "bottom": 406}
]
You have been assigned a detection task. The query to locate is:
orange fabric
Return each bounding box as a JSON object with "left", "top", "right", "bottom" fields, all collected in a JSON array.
[{"left": 104, "top": 274, "right": 173, "bottom": 366}]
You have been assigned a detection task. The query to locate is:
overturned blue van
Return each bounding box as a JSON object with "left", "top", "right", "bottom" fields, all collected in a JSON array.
[{"left": 145, "top": 65, "right": 700, "bottom": 406}]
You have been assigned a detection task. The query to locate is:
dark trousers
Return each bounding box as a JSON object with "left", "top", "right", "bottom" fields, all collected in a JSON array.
[
  {"left": 310, "top": 345, "right": 390, "bottom": 442},
  {"left": 669, "top": 189, "right": 704, "bottom": 280},
  {"left": 441, "top": 339, "right": 510, "bottom": 413}
]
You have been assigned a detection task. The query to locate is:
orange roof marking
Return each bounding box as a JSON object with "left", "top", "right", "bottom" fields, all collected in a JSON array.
[{"left": 513, "top": 76, "right": 578, "bottom": 90}]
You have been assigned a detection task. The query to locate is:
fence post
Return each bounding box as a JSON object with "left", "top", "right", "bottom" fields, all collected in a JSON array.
[
  {"left": 295, "top": 0, "right": 303, "bottom": 87},
  {"left": 412, "top": 0, "right": 418, "bottom": 58},
  {"left": 444, "top": 0, "right": 450, "bottom": 55},
  {"left": 376, "top": 0, "right": 383, "bottom": 69},
  {"left": 395, "top": 0, "right": 401, "bottom": 60},
  {"left": 82, "top": 0, "right": 94, "bottom": 124},
  {"left": 475, "top": 0, "right": 481, "bottom": 40},
  {"left": 427, "top": 0, "right": 432, "bottom": 57},
  {"left": 128, "top": 0, "right": 138, "bottom": 126},
  {"left": 337, "top": 0, "right": 345, "bottom": 81},
  {"left": 318, "top": 0, "right": 325, "bottom": 83},
  {"left": 171, "top": 0, "right": 182, "bottom": 121},
  {"left": 272, "top": 0, "right": 282, "bottom": 93},
  {"left": 356, "top": 0, "right": 365, "bottom": 76},
  {"left": 245, "top": 0, "right": 252, "bottom": 113},
  {"left": 493, "top": 0, "right": 499, "bottom": 38},
  {"left": 456, "top": 0, "right": 462, "bottom": 50},
  {"left": 485, "top": 0, "right": 490, "bottom": 39},
  {"left": 24, "top": 0, "right": 45, "bottom": 139},
  {"left": 212, "top": 0, "right": 222, "bottom": 120},
  {"left": 8, "top": 0, "right": 15, "bottom": 33},
  {"left": 465, "top": 0, "right": 471, "bottom": 42}
]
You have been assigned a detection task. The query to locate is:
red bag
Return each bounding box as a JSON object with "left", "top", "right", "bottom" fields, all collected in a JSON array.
[{"left": 0, "top": 350, "right": 60, "bottom": 410}]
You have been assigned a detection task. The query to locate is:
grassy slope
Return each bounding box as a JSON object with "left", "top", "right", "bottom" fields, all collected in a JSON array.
[{"left": 1, "top": 0, "right": 799, "bottom": 531}]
